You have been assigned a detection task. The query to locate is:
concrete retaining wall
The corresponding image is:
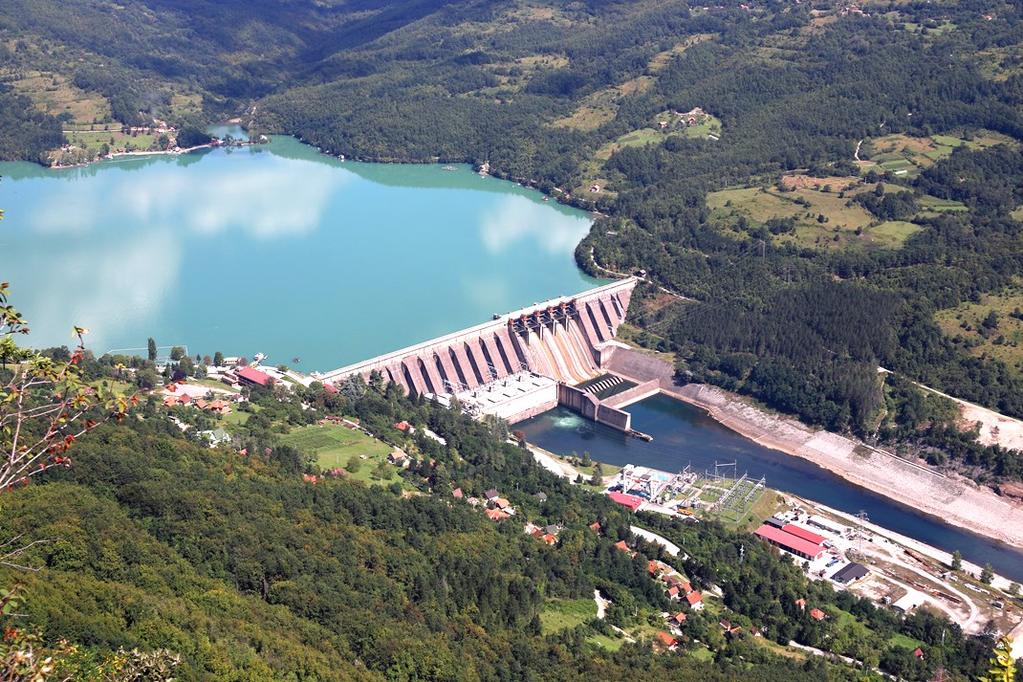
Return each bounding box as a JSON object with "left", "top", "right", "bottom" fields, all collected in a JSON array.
[
  {"left": 596, "top": 404, "right": 631, "bottom": 431},
  {"left": 557, "top": 384, "right": 598, "bottom": 420},
  {"left": 603, "top": 379, "right": 660, "bottom": 409},
  {"left": 557, "top": 383, "right": 632, "bottom": 432}
]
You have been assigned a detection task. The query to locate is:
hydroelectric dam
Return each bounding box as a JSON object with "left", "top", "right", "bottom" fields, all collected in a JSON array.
[{"left": 319, "top": 278, "right": 656, "bottom": 431}]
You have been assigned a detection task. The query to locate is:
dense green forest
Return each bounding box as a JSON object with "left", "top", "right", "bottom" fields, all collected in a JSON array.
[
  {"left": 2, "top": 0, "right": 1022, "bottom": 481},
  {"left": 0, "top": 345, "right": 1011, "bottom": 680}
]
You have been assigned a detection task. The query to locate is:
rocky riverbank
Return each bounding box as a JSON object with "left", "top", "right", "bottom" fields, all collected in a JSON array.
[{"left": 607, "top": 347, "right": 1023, "bottom": 551}]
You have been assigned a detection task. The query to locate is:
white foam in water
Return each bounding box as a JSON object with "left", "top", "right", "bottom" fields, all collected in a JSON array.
[{"left": 552, "top": 414, "right": 585, "bottom": 429}]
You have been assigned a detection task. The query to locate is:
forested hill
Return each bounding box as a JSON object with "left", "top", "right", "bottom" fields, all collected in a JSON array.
[
  {"left": 0, "top": 362, "right": 1000, "bottom": 680},
  {"left": 2, "top": 0, "right": 1023, "bottom": 480}
]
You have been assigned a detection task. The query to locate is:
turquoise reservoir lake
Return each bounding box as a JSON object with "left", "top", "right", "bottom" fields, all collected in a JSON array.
[{"left": 0, "top": 136, "right": 598, "bottom": 370}]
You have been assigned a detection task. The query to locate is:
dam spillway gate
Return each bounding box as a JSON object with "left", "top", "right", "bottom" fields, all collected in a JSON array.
[{"left": 318, "top": 278, "right": 641, "bottom": 427}]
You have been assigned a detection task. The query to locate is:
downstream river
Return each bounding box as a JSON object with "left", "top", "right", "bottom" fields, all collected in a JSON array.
[
  {"left": 0, "top": 133, "right": 597, "bottom": 370},
  {"left": 519, "top": 394, "right": 1023, "bottom": 581}
]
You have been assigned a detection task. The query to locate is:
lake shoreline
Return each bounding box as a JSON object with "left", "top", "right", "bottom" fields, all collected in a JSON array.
[{"left": 606, "top": 347, "right": 1023, "bottom": 552}]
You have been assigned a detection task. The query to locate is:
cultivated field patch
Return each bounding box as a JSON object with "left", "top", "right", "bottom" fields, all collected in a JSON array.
[
  {"left": 707, "top": 178, "right": 925, "bottom": 250},
  {"left": 281, "top": 423, "right": 398, "bottom": 485},
  {"left": 935, "top": 281, "right": 1023, "bottom": 376}
]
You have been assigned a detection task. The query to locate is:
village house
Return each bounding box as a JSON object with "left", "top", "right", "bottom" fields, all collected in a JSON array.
[
  {"left": 388, "top": 449, "right": 410, "bottom": 468},
  {"left": 655, "top": 631, "right": 678, "bottom": 651},
  {"left": 452, "top": 487, "right": 464, "bottom": 500},
  {"left": 485, "top": 508, "right": 510, "bottom": 521},
  {"left": 809, "top": 608, "right": 827, "bottom": 621},
  {"left": 199, "top": 428, "right": 232, "bottom": 448},
  {"left": 685, "top": 591, "right": 703, "bottom": 610}
]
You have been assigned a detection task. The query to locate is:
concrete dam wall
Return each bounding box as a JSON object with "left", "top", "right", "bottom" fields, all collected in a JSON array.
[{"left": 320, "top": 278, "right": 637, "bottom": 398}]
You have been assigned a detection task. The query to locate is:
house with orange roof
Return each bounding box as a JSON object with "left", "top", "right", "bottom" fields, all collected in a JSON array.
[
  {"left": 809, "top": 608, "right": 827, "bottom": 621},
  {"left": 685, "top": 591, "right": 703, "bottom": 610},
  {"left": 655, "top": 631, "right": 678, "bottom": 651},
  {"left": 485, "top": 508, "right": 510, "bottom": 521},
  {"left": 614, "top": 540, "right": 631, "bottom": 553}
]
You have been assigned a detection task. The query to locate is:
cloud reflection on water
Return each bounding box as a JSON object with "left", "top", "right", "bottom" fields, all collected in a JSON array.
[
  {"left": 479, "top": 196, "right": 591, "bottom": 255},
  {"left": 24, "top": 231, "right": 181, "bottom": 352},
  {"left": 116, "top": 163, "right": 347, "bottom": 239}
]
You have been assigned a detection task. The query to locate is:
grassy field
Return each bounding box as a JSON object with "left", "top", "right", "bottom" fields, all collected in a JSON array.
[
  {"left": 595, "top": 127, "right": 664, "bottom": 160},
  {"left": 539, "top": 598, "right": 597, "bottom": 634},
  {"left": 586, "top": 632, "right": 625, "bottom": 651},
  {"left": 753, "top": 637, "right": 809, "bottom": 661},
  {"left": 11, "top": 70, "right": 110, "bottom": 123},
  {"left": 977, "top": 43, "right": 1023, "bottom": 81},
  {"left": 66, "top": 130, "right": 159, "bottom": 155},
  {"left": 280, "top": 423, "right": 398, "bottom": 484},
  {"left": 554, "top": 76, "right": 654, "bottom": 131},
  {"left": 889, "top": 632, "right": 925, "bottom": 650},
  {"left": 935, "top": 281, "right": 1023, "bottom": 375},
  {"left": 91, "top": 378, "right": 136, "bottom": 395},
  {"left": 916, "top": 194, "right": 968, "bottom": 215},
  {"left": 860, "top": 130, "right": 1017, "bottom": 178},
  {"left": 706, "top": 174, "right": 943, "bottom": 251},
  {"left": 647, "top": 34, "right": 714, "bottom": 72}
]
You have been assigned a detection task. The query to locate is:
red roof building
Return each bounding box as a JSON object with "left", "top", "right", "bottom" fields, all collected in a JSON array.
[
  {"left": 672, "top": 612, "right": 687, "bottom": 624},
  {"left": 667, "top": 586, "right": 680, "bottom": 600},
  {"left": 809, "top": 608, "right": 827, "bottom": 621},
  {"left": 781, "top": 524, "right": 826, "bottom": 545},
  {"left": 655, "top": 632, "right": 677, "bottom": 649},
  {"left": 452, "top": 487, "right": 464, "bottom": 499},
  {"left": 608, "top": 491, "right": 644, "bottom": 511},
  {"left": 614, "top": 540, "right": 631, "bottom": 553},
  {"left": 237, "top": 366, "right": 272, "bottom": 387},
  {"left": 541, "top": 534, "right": 557, "bottom": 546},
  {"left": 685, "top": 591, "right": 703, "bottom": 608},
  {"left": 754, "top": 524, "right": 825, "bottom": 560},
  {"left": 589, "top": 522, "right": 602, "bottom": 532},
  {"left": 913, "top": 647, "right": 924, "bottom": 659},
  {"left": 485, "top": 508, "right": 509, "bottom": 521}
]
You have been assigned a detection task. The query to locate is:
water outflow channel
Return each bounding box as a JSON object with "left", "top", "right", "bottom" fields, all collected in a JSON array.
[{"left": 519, "top": 393, "right": 1023, "bottom": 582}]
